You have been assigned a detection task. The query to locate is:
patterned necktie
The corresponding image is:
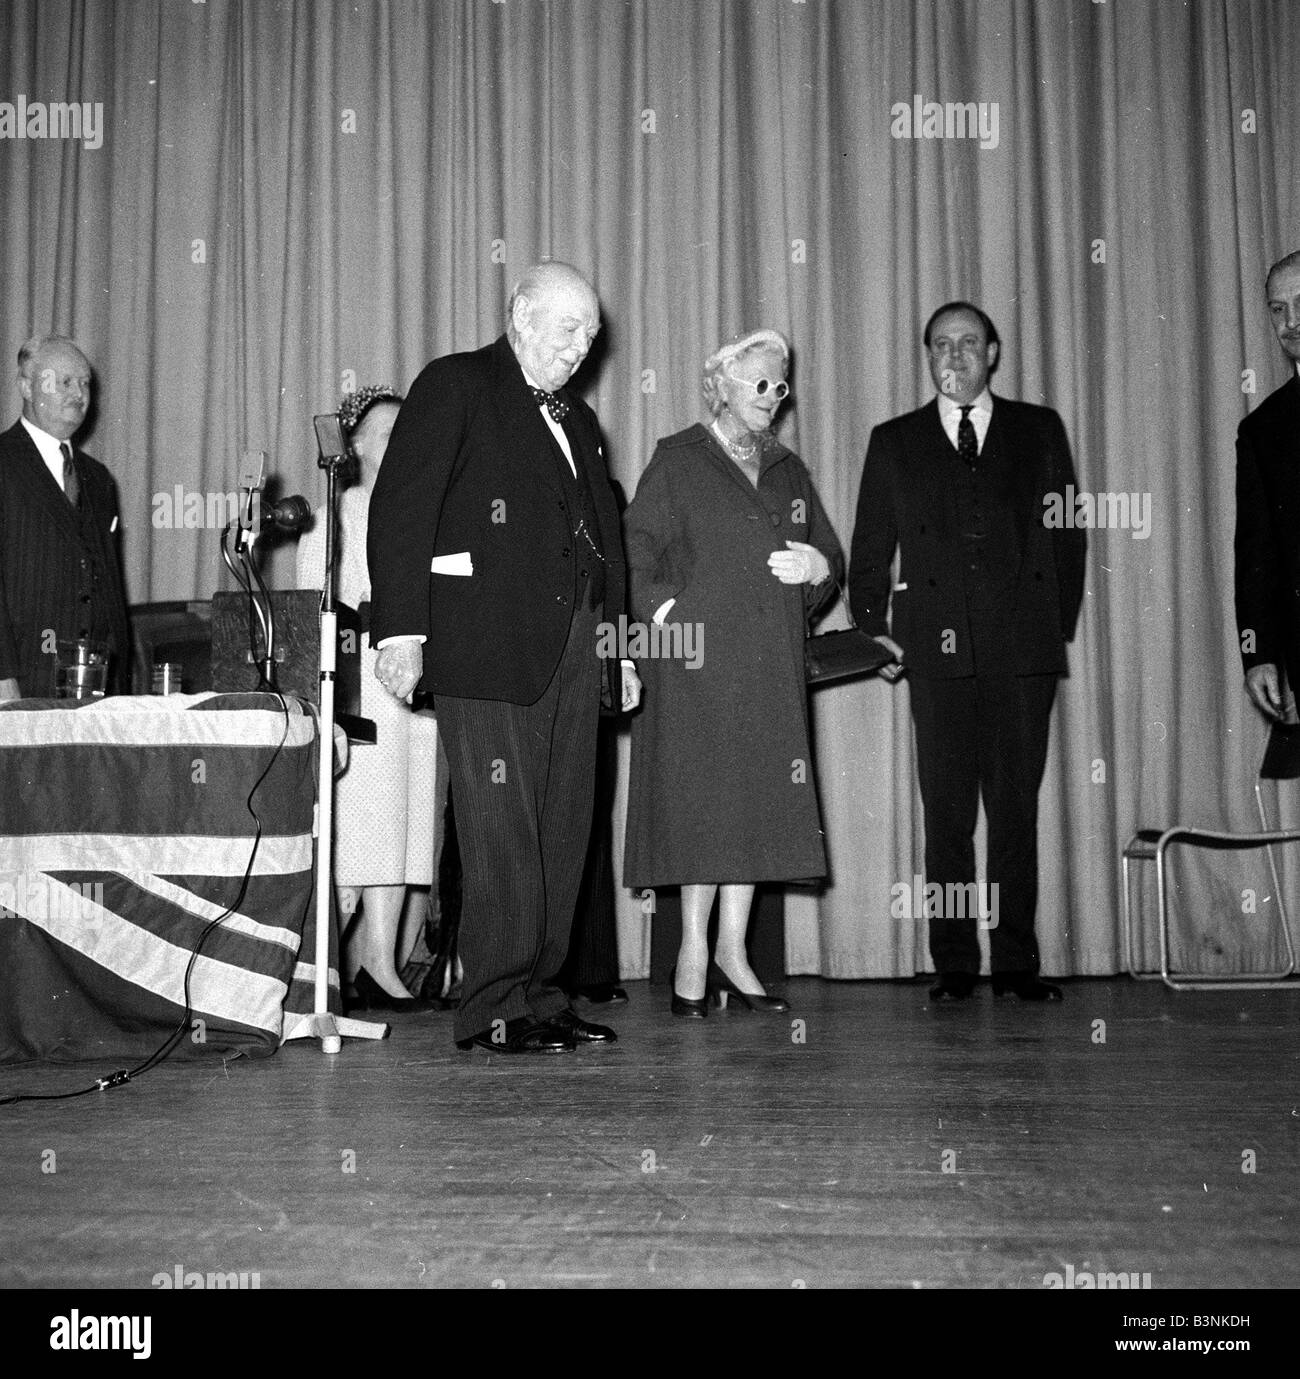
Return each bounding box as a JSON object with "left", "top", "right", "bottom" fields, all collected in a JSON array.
[
  {"left": 531, "top": 386, "right": 570, "bottom": 423},
  {"left": 957, "top": 405, "right": 978, "bottom": 467},
  {"left": 61, "top": 442, "right": 80, "bottom": 507}
]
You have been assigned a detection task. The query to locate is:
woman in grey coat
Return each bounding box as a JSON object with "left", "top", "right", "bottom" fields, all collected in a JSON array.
[{"left": 622, "top": 329, "right": 843, "bottom": 1017}]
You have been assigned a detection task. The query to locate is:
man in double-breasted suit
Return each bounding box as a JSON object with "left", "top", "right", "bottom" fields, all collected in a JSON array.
[
  {"left": 1235, "top": 250, "right": 1300, "bottom": 722},
  {"left": 849, "top": 302, "right": 1086, "bottom": 1002},
  {"left": 367, "top": 262, "right": 640, "bottom": 1053},
  {"left": 0, "top": 335, "right": 129, "bottom": 701}
]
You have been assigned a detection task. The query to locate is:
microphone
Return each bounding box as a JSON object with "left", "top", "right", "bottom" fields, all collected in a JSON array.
[
  {"left": 238, "top": 450, "right": 266, "bottom": 492},
  {"left": 261, "top": 494, "right": 313, "bottom": 534},
  {"left": 314, "top": 413, "right": 346, "bottom": 465},
  {"left": 238, "top": 451, "right": 266, "bottom": 531},
  {"left": 233, "top": 450, "right": 312, "bottom": 535}
]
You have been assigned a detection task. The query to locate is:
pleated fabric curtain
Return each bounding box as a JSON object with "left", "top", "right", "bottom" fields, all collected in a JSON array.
[{"left": 0, "top": 0, "right": 1296, "bottom": 978}]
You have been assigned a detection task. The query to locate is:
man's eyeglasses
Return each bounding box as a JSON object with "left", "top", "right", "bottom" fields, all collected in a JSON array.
[{"left": 727, "top": 373, "right": 790, "bottom": 400}]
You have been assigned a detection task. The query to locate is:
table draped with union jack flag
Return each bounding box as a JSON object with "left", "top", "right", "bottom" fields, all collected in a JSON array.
[{"left": 0, "top": 692, "right": 339, "bottom": 1062}]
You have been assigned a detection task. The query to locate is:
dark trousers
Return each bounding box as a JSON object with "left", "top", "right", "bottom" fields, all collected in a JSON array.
[
  {"left": 908, "top": 672, "right": 1058, "bottom": 976},
  {"left": 435, "top": 600, "right": 602, "bottom": 1040},
  {"left": 558, "top": 715, "right": 621, "bottom": 991}
]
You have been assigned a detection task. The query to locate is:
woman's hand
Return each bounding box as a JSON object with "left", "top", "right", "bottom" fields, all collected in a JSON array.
[
  {"left": 768, "top": 540, "right": 831, "bottom": 586},
  {"left": 1245, "top": 663, "right": 1285, "bottom": 722}
]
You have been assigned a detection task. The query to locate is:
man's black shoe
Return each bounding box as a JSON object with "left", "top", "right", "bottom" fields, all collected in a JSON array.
[
  {"left": 548, "top": 1008, "right": 618, "bottom": 1043},
  {"left": 455, "top": 1017, "right": 576, "bottom": 1054},
  {"left": 573, "top": 983, "right": 629, "bottom": 1005},
  {"left": 992, "top": 973, "right": 1063, "bottom": 1001},
  {"left": 928, "top": 972, "right": 976, "bottom": 1002}
]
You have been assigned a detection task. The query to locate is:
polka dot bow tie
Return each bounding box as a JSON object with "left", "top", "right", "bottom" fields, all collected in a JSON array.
[{"left": 531, "top": 386, "right": 570, "bottom": 423}]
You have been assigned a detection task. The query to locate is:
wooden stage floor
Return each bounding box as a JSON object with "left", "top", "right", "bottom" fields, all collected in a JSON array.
[{"left": 1, "top": 977, "right": 1296, "bottom": 1291}]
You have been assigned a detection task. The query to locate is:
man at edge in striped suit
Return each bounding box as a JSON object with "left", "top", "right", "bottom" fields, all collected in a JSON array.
[{"left": 0, "top": 335, "right": 130, "bottom": 701}]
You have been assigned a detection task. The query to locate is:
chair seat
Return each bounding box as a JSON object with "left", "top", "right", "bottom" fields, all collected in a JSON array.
[{"left": 1123, "top": 808, "right": 1297, "bottom": 988}]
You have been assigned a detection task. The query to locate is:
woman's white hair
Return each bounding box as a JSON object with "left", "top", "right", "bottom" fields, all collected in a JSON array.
[{"left": 702, "top": 328, "right": 791, "bottom": 417}]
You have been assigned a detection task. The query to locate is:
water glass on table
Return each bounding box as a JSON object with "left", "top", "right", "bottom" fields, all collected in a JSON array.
[
  {"left": 151, "top": 662, "right": 183, "bottom": 695},
  {"left": 54, "top": 639, "right": 109, "bottom": 700}
]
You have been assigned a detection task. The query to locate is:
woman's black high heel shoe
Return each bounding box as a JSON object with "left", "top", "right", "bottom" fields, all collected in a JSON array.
[
  {"left": 707, "top": 959, "right": 790, "bottom": 1014},
  {"left": 351, "top": 966, "right": 435, "bottom": 1013},
  {"left": 669, "top": 966, "right": 708, "bottom": 1019}
]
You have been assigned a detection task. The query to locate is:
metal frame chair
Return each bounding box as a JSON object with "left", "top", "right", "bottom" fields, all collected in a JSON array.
[{"left": 1121, "top": 723, "right": 1300, "bottom": 990}]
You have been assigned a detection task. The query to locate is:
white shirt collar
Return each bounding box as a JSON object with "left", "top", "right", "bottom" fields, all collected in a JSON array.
[
  {"left": 20, "top": 416, "right": 72, "bottom": 488},
  {"left": 21, "top": 414, "right": 69, "bottom": 456},
  {"left": 936, "top": 387, "right": 993, "bottom": 424}
]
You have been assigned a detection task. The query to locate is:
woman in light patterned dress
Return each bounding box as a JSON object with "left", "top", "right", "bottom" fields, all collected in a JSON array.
[{"left": 296, "top": 385, "right": 440, "bottom": 1010}]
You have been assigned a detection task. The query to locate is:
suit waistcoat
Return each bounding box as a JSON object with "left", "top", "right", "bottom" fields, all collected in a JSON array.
[
  {"left": 70, "top": 483, "right": 120, "bottom": 645},
  {"left": 551, "top": 427, "right": 606, "bottom": 609},
  {"left": 950, "top": 433, "right": 1020, "bottom": 613}
]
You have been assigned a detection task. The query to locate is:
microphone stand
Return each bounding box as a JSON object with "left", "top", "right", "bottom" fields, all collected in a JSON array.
[
  {"left": 221, "top": 478, "right": 276, "bottom": 691},
  {"left": 281, "top": 424, "right": 387, "bottom": 1053}
]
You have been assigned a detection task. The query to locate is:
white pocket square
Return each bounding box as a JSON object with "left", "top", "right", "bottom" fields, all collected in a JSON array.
[{"left": 430, "top": 551, "right": 473, "bottom": 576}]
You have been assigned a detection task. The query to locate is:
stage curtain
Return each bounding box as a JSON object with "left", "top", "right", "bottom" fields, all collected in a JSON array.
[{"left": 1, "top": 0, "right": 1296, "bottom": 978}]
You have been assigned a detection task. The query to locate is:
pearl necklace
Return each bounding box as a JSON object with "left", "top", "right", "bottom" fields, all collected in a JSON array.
[{"left": 711, "top": 419, "right": 760, "bottom": 463}]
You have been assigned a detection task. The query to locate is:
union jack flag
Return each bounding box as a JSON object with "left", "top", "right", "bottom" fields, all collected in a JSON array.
[{"left": 0, "top": 692, "right": 338, "bottom": 1062}]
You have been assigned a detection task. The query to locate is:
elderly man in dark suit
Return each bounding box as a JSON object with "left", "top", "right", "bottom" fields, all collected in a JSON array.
[
  {"left": 849, "top": 302, "right": 1086, "bottom": 1003},
  {"left": 367, "top": 261, "right": 640, "bottom": 1054},
  {"left": 1236, "top": 250, "right": 1300, "bottom": 724},
  {"left": 0, "top": 335, "right": 129, "bottom": 701}
]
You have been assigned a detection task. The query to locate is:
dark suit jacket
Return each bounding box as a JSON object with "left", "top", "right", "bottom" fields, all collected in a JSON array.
[
  {"left": 848, "top": 395, "right": 1085, "bottom": 678},
  {"left": 0, "top": 420, "right": 130, "bottom": 696},
  {"left": 367, "top": 334, "right": 626, "bottom": 705},
  {"left": 1235, "top": 374, "right": 1300, "bottom": 693}
]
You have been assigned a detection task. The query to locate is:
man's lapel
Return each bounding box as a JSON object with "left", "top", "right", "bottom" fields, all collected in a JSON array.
[
  {"left": 5, "top": 422, "right": 81, "bottom": 539},
  {"left": 489, "top": 337, "right": 566, "bottom": 496},
  {"left": 559, "top": 397, "right": 599, "bottom": 481},
  {"left": 1282, "top": 375, "right": 1300, "bottom": 432},
  {"left": 984, "top": 398, "right": 1035, "bottom": 556},
  {"left": 917, "top": 399, "right": 960, "bottom": 526}
]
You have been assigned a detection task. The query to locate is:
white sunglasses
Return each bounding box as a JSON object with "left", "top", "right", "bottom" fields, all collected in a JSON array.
[{"left": 727, "top": 373, "right": 790, "bottom": 400}]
